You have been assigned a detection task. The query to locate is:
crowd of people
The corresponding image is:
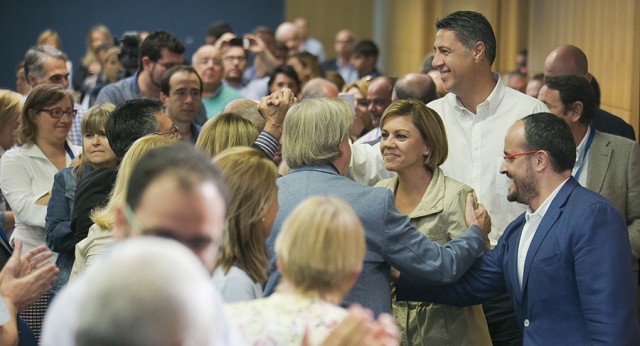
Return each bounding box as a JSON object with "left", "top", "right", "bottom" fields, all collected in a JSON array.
[{"left": 0, "top": 9, "right": 638, "bottom": 346}]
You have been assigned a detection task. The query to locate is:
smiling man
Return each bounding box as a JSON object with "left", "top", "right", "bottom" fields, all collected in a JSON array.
[
  {"left": 424, "top": 10, "right": 548, "bottom": 344},
  {"left": 160, "top": 65, "right": 203, "bottom": 143},
  {"left": 397, "top": 113, "right": 640, "bottom": 344}
]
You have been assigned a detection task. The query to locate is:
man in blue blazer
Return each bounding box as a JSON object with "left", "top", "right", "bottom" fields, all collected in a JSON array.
[
  {"left": 263, "top": 98, "right": 490, "bottom": 317},
  {"left": 397, "top": 113, "right": 639, "bottom": 344}
]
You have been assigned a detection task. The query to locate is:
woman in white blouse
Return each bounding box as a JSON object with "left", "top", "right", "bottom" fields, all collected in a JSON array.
[{"left": 1, "top": 84, "right": 80, "bottom": 257}]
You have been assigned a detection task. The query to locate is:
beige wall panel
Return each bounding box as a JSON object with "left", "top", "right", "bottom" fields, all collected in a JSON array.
[
  {"left": 528, "top": 0, "right": 637, "bottom": 131},
  {"left": 285, "top": 0, "right": 374, "bottom": 61}
]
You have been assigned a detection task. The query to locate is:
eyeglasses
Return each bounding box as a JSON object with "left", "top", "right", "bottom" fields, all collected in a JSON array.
[
  {"left": 357, "top": 99, "right": 371, "bottom": 107},
  {"left": 155, "top": 125, "right": 180, "bottom": 138},
  {"left": 503, "top": 150, "right": 540, "bottom": 164},
  {"left": 39, "top": 108, "right": 77, "bottom": 119}
]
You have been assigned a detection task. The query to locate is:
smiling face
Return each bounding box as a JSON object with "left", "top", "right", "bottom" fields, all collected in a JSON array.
[
  {"left": 83, "top": 126, "right": 117, "bottom": 168},
  {"left": 432, "top": 29, "right": 476, "bottom": 95},
  {"left": 34, "top": 97, "right": 73, "bottom": 144},
  {"left": 499, "top": 122, "right": 538, "bottom": 205},
  {"left": 379, "top": 114, "right": 428, "bottom": 173}
]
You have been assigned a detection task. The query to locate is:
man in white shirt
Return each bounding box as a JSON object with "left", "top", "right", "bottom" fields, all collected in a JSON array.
[{"left": 425, "top": 10, "right": 547, "bottom": 344}]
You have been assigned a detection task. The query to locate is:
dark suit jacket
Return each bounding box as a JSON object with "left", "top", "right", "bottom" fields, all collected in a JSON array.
[
  {"left": 591, "top": 108, "right": 636, "bottom": 141},
  {"left": 397, "top": 178, "right": 639, "bottom": 344},
  {"left": 264, "top": 164, "right": 485, "bottom": 316}
]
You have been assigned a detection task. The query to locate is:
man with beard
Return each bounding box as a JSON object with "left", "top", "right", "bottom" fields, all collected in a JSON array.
[
  {"left": 397, "top": 112, "right": 640, "bottom": 344},
  {"left": 160, "top": 65, "right": 203, "bottom": 143}
]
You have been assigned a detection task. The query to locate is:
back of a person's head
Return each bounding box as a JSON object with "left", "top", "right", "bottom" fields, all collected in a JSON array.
[
  {"left": 75, "top": 237, "right": 217, "bottom": 346},
  {"left": 299, "top": 78, "right": 339, "bottom": 100},
  {"left": 392, "top": 73, "right": 437, "bottom": 104},
  {"left": 352, "top": 40, "right": 379, "bottom": 58},
  {"left": 195, "top": 112, "right": 259, "bottom": 157},
  {"left": 0, "top": 89, "right": 23, "bottom": 130},
  {"left": 91, "top": 134, "right": 176, "bottom": 230},
  {"left": 436, "top": 11, "right": 496, "bottom": 65},
  {"left": 213, "top": 146, "right": 277, "bottom": 282},
  {"left": 282, "top": 98, "right": 351, "bottom": 168},
  {"left": 105, "top": 98, "right": 162, "bottom": 161},
  {"left": 222, "top": 99, "right": 265, "bottom": 131},
  {"left": 126, "top": 143, "right": 227, "bottom": 212},
  {"left": 275, "top": 196, "right": 365, "bottom": 294}
]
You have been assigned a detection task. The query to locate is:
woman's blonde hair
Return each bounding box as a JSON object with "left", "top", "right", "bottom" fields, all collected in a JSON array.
[
  {"left": 276, "top": 196, "right": 365, "bottom": 295},
  {"left": 91, "top": 135, "right": 176, "bottom": 230},
  {"left": 0, "top": 90, "right": 23, "bottom": 131},
  {"left": 379, "top": 99, "right": 448, "bottom": 170},
  {"left": 36, "top": 29, "right": 61, "bottom": 49},
  {"left": 213, "top": 146, "right": 277, "bottom": 283},
  {"left": 195, "top": 112, "right": 259, "bottom": 157},
  {"left": 73, "top": 103, "right": 116, "bottom": 181},
  {"left": 100, "top": 47, "right": 121, "bottom": 83},
  {"left": 81, "top": 25, "right": 113, "bottom": 68},
  {"left": 16, "top": 84, "right": 74, "bottom": 146}
]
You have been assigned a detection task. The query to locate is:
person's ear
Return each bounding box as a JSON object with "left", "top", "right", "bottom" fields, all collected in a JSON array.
[
  {"left": 472, "top": 41, "right": 486, "bottom": 63},
  {"left": 568, "top": 101, "right": 584, "bottom": 124},
  {"left": 113, "top": 203, "right": 130, "bottom": 240},
  {"left": 141, "top": 56, "right": 153, "bottom": 71}
]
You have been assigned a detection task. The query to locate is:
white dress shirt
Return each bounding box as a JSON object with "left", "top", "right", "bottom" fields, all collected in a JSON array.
[
  {"left": 517, "top": 179, "right": 568, "bottom": 288},
  {"left": 0, "top": 142, "right": 79, "bottom": 257},
  {"left": 429, "top": 73, "right": 549, "bottom": 246},
  {"left": 572, "top": 126, "right": 592, "bottom": 186}
]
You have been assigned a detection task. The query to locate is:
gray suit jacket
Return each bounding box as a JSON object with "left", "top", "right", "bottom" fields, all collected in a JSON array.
[
  {"left": 587, "top": 130, "right": 640, "bottom": 261},
  {"left": 263, "top": 164, "right": 485, "bottom": 316}
]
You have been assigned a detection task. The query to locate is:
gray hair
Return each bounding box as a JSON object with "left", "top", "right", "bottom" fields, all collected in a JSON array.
[
  {"left": 24, "top": 45, "right": 68, "bottom": 81},
  {"left": 283, "top": 98, "right": 352, "bottom": 168},
  {"left": 299, "top": 78, "right": 339, "bottom": 100},
  {"left": 75, "top": 237, "right": 217, "bottom": 346}
]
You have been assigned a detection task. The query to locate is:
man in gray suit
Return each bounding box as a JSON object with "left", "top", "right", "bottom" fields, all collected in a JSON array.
[
  {"left": 538, "top": 75, "right": 640, "bottom": 263},
  {"left": 263, "top": 98, "right": 490, "bottom": 316}
]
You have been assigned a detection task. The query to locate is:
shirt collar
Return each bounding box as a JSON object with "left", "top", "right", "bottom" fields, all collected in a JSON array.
[
  {"left": 574, "top": 125, "right": 592, "bottom": 167},
  {"left": 525, "top": 177, "right": 569, "bottom": 221},
  {"left": 450, "top": 72, "right": 504, "bottom": 117}
]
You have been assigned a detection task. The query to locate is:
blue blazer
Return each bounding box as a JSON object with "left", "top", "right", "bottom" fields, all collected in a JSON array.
[
  {"left": 263, "top": 164, "right": 485, "bottom": 316},
  {"left": 397, "top": 178, "right": 639, "bottom": 344}
]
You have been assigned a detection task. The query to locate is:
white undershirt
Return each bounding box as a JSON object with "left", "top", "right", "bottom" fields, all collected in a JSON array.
[
  {"left": 517, "top": 178, "right": 569, "bottom": 289},
  {"left": 572, "top": 126, "right": 591, "bottom": 186}
]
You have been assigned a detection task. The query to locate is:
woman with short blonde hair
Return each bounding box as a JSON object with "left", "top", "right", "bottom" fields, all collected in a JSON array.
[
  {"left": 226, "top": 196, "right": 367, "bottom": 345},
  {"left": 195, "top": 113, "right": 259, "bottom": 157}
]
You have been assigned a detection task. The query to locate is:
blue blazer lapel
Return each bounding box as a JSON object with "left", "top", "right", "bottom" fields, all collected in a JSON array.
[
  {"left": 520, "top": 178, "right": 578, "bottom": 292},
  {"left": 506, "top": 215, "right": 526, "bottom": 302}
]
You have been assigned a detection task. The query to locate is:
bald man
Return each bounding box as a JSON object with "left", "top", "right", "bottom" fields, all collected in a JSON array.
[
  {"left": 392, "top": 73, "right": 437, "bottom": 104},
  {"left": 544, "top": 45, "right": 636, "bottom": 140}
]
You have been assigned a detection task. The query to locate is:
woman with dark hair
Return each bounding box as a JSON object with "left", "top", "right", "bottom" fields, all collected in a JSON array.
[
  {"left": 375, "top": 99, "right": 491, "bottom": 345},
  {"left": 267, "top": 65, "right": 301, "bottom": 97}
]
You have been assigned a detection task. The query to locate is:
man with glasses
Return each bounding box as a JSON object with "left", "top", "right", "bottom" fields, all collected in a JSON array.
[
  {"left": 397, "top": 112, "right": 640, "bottom": 344},
  {"left": 23, "top": 45, "right": 84, "bottom": 146},
  {"left": 192, "top": 44, "right": 243, "bottom": 120},
  {"left": 95, "top": 31, "right": 184, "bottom": 106},
  {"left": 70, "top": 99, "right": 179, "bottom": 246},
  {"left": 424, "top": 12, "right": 547, "bottom": 343}
]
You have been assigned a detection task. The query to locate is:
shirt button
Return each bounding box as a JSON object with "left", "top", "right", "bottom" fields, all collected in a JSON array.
[{"left": 524, "top": 319, "right": 529, "bottom": 327}]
